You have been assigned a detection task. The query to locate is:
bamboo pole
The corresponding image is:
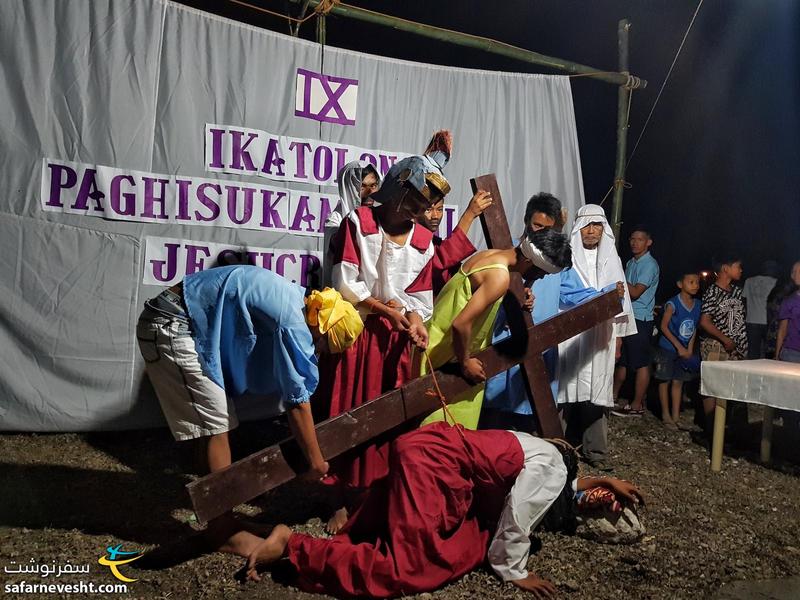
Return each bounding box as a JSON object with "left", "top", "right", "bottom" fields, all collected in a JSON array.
[
  {"left": 611, "top": 19, "right": 631, "bottom": 245},
  {"left": 291, "top": 0, "right": 646, "bottom": 88}
]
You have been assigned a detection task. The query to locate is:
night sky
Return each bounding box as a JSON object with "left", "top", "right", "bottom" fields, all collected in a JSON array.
[{"left": 181, "top": 0, "right": 800, "bottom": 301}]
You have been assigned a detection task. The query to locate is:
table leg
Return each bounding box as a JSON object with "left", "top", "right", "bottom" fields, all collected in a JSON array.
[
  {"left": 710, "top": 398, "right": 727, "bottom": 472},
  {"left": 760, "top": 406, "right": 774, "bottom": 464}
]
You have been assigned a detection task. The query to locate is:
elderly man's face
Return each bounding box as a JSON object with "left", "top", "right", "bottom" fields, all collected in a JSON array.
[{"left": 580, "top": 222, "right": 604, "bottom": 249}]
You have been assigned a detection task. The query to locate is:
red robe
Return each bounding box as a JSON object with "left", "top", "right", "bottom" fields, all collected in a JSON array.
[
  {"left": 315, "top": 208, "right": 435, "bottom": 488},
  {"left": 431, "top": 228, "right": 476, "bottom": 296},
  {"left": 286, "top": 423, "right": 525, "bottom": 598}
]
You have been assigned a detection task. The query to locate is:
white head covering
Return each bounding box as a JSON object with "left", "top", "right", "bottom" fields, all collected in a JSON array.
[
  {"left": 569, "top": 204, "right": 634, "bottom": 327},
  {"left": 556, "top": 204, "right": 636, "bottom": 408},
  {"left": 325, "top": 161, "right": 381, "bottom": 228},
  {"left": 519, "top": 236, "right": 563, "bottom": 274}
]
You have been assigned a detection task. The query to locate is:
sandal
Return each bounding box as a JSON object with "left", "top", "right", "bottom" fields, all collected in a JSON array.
[{"left": 611, "top": 404, "right": 645, "bottom": 417}]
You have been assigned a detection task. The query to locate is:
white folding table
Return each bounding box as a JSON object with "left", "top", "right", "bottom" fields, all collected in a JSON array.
[{"left": 700, "top": 359, "right": 800, "bottom": 471}]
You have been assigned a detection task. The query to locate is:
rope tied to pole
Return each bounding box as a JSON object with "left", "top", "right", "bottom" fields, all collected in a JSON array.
[
  {"left": 314, "top": 0, "right": 340, "bottom": 16},
  {"left": 614, "top": 178, "right": 632, "bottom": 190},
  {"left": 624, "top": 74, "right": 643, "bottom": 90},
  {"left": 599, "top": 179, "right": 632, "bottom": 207}
]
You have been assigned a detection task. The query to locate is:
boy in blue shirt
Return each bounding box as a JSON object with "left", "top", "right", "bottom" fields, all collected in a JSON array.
[{"left": 654, "top": 271, "right": 701, "bottom": 429}]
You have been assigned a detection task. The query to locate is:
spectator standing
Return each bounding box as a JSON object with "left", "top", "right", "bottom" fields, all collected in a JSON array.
[
  {"left": 775, "top": 261, "right": 800, "bottom": 363},
  {"left": 654, "top": 272, "right": 701, "bottom": 429},
  {"left": 699, "top": 255, "right": 747, "bottom": 430},
  {"left": 742, "top": 261, "right": 779, "bottom": 359},
  {"left": 612, "top": 226, "right": 660, "bottom": 416}
]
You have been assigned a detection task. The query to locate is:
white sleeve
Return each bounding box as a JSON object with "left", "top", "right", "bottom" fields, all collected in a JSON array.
[
  {"left": 403, "top": 289, "right": 433, "bottom": 322},
  {"left": 488, "top": 433, "right": 568, "bottom": 582},
  {"left": 332, "top": 261, "right": 371, "bottom": 306},
  {"left": 613, "top": 312, "right": 637, "bottom": 337},
  {"left": 613, "top": 279, "right": 637, "bottom": 337}
]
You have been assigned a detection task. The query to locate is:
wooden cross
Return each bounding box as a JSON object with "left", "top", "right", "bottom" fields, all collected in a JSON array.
[
  {"left": 470, "top": 173, "right": 564, "bottom": 438},
  {"left": 186, "top": 175, "right": 620, "bottom": 523}
]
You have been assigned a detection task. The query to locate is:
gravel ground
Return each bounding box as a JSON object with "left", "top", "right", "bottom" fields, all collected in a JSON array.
[{"left": 2, "top": 406, "right": 800, "bottom": 600}]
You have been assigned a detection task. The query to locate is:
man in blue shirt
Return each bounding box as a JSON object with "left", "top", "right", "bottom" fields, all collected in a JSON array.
[
  {"left": 137, "top": 265, "right": 362, "bottom": 558},
  {"left": 612, "top": 225, "right": 660, "bottom": 416}
]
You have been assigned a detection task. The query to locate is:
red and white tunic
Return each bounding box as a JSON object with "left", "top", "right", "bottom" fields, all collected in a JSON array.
[
  {"left": 316, "top": 206, "right": 436, "bottom": 488},
  {"left": 332, "top": 206, "right": 435, "bottom": 320}
]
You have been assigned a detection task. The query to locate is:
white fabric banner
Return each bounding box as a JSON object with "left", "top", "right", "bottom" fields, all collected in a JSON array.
[
  {"left": 204, "top": 123, "right": 408, "bottom": 186},
  {"left": 0, "top": 0, "right": 586, "bottom": 431},
  {"left": 143, "top": 236, "right": 322, "bottom": 287},
  {"left": 42, "top": 158, "right": 338, "bottom": 237}
]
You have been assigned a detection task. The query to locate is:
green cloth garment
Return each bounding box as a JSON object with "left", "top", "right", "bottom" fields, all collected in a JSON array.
[{"left": 420, "top": 263, "right": 508, "bottom": 429}]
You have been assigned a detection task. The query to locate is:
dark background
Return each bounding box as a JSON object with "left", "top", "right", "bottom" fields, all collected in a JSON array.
[{"left": 178, "top": 0, "right": 800, "bottom": 300}]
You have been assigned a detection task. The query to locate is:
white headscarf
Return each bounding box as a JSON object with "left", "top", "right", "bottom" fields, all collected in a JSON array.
[
  {"left": 325, "top": 161, "right": 381, "bottom": 228},
  {"left": 519, "top": 236, "right": 563, "bottom": 274},
  {"left": 556, "top": 205, "right": 635, "bottom": 407},
  {"left": 569, "top": 204, "right": 635, "bottom": 332}
]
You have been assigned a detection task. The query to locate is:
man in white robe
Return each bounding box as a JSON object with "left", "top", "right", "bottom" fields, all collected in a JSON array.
[{"left": 556, "top": 204, "right": 635, "bottom": 469}]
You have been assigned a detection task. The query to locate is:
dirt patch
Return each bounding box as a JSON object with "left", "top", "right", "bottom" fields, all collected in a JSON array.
[{"left": 2, "top": 409, "right": 800, "bottom": 599}]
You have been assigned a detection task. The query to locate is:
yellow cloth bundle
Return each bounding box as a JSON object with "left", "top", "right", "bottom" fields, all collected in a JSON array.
[{"left": 305, "top": 288, "right": 364, "bottom": 353}]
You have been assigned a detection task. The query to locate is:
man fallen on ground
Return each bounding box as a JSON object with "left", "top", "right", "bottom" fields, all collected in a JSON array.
[{"left": 245, "top": 422, "right": 644, "bottom": 598}]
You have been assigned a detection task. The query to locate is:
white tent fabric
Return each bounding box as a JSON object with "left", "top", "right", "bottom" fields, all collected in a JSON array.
[{"left": 0, "top": 0, "right": 585, "bottom": 431}]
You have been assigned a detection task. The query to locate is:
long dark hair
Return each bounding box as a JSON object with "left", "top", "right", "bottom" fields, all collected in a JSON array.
[{"left": 538, "top": 439, "right": 579, "bottom": 534}]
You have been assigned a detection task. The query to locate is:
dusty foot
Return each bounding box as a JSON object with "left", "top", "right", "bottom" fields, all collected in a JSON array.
[
  {"left": 325, "top": 507, "right": 348, "bottom": 535},
  {"left": 204, "top": 515, "right": 265, "bottom": 558},
  {"left": 233, "top": 516, "right": 275, "bottom": 538},
  {"left": 215, "top": 529, "right": 266, "bottom": 558},
  {"left": 246, "top": 524, "right": 292, "bottom": 582}
]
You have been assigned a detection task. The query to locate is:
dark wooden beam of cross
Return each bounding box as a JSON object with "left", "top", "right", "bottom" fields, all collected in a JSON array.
[
  {"left": 471, "top": 173, "right": 564, "bottom": 438},
  {"left": 187, "top": 287, "right": 621, "bottom": 523}
]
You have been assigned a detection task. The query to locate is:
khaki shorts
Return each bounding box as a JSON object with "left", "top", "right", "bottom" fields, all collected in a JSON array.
[
  {"left": 136, "top": 308, "right": 238, "bottom": 441},
  {"left": 700, "top": 338, "right": 743, "bottom": 362}
]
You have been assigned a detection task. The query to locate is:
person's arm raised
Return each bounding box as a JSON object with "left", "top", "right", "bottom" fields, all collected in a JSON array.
[{"left": 455, "top": 190, "right": 493, "bottom": 235}]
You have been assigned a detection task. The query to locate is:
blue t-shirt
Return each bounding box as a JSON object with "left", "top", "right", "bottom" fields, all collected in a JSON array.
[
  {"left": 658, "top": 294, "right": 700, "bottom": 353},
  {"left": 625, "top": 252, "right": 660, "bottom": 321},
  {"left": 183, "top": 265, "right": 318, "bottom": 404}
]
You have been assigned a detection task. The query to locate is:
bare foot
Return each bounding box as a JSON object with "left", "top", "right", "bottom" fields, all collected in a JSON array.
[
  {"left": 246, "top": 524, "right": 292, "bottom": 582},
  {"left": 233, "top": 516, "right": 275, "bottom": 537},
  {"left": 205, "top": 515, "right": 265, "bottom": 558},
  {"left": 215, "top": 530, "right": 266, "bottom": 558},
  {"left": 325, "top": 507, "right": 348, "bottom": 535}
]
